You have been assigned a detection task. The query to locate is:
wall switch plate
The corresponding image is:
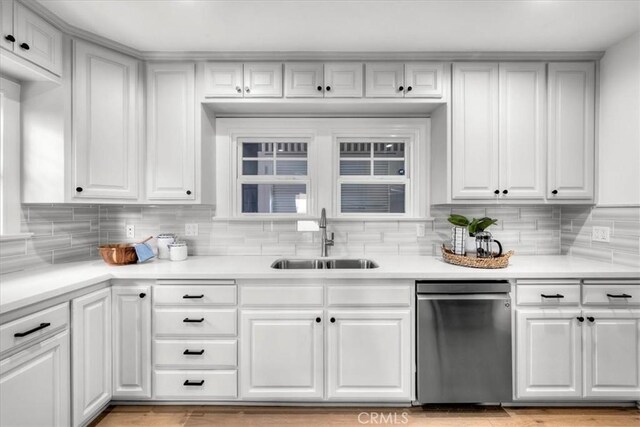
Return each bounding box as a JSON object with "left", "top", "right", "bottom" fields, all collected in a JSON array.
[
  {"left": 592, "top": 226, "right": 611, "bottom": 243},
  {"left": 185, "top": 223, "right": 198, "bottom": 236},
  {"left": 416, "top": 223, "right": 427, "bottom": 237},
  {"left": 126, "top": 225, "right": 135, "bottom": 239}
]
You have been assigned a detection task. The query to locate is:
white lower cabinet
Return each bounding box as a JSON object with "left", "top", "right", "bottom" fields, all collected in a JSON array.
[
  {"left": 71, "top": 288, "right": 112, "bottom": 426},
  {"left": 327, "top": 310, "right": 411, "bottom": 401},
  {"left": 112, "top": 285, "right": 151, "bottom": 399},
  {"left": 516, "top": 309, "right": 583, "bottom": 399},
  {"left": 0, "top": 330, "right": 70, "bottom": 427},
  {"left": 240, "top": 310, "right": 324, "bottom": 400}
]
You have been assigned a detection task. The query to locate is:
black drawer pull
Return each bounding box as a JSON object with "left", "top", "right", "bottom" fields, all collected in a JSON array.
[
  {"left": 607, "top": 293, "right": 632, "bottom": 298},
  {"left": 183, "top": 349, "right": 205, "bottom": 355},
  {"left": 183, "top": 380, "right": 205, "bottom": 386},
  {"left": 183, "top": 294, "right": 204, "bottom": 299},
  {"left": 20, "top": 42, "right": 30, "bottom": 50},
  {"left": 541, "top": 294, "right": 564, "bottom": 299},
  {"left": 14, "top": 322, "right": 51, "bottom": 337},
  {"left": 183, "top": 318, "right": 204, "bottom": 323},
  {"left": 577, "top": 316, "right": 585, "bottom": 322},
  {"left": 587, "top": 316, "right": 595, "bottom": 322}
]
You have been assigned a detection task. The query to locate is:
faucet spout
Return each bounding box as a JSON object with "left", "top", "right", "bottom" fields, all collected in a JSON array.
[{"left": 319, "top": 208, "right": 333, "bottom": 257}]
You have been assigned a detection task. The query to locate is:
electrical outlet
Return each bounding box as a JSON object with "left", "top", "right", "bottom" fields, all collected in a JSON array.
[
  {"left": 126, "top": 224, "right": 135, "bottom": 239},
  {"left": 185, "top": 223, "right": 198, "bottom": 236},
  {"left": 416, "top": 223, "right": 426, "bottom": 237},
  {"left": 592, "top": 226, "right": 610, "bottom": 243}
]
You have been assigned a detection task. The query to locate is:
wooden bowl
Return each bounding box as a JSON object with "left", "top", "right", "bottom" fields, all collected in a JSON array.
[{"left": 98, "top": 244, "right": 138, "bottom": 265}]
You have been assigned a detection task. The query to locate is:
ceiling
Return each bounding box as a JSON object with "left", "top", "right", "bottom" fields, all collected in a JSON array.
[{"left": 36, "top": 0, "right": 640, "bottom": 53}]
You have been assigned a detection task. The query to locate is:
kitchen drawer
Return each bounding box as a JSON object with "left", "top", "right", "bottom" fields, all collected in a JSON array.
[
  {"left": 516, "top": 281, "right": 581, "bottom": 306},
  {"left": 582, "top": 281, "right": 640, "bottom": 306},
  {"left": 327, "top": 285, "right": 411, "bottom": 306},
  {"left": 154, "top": 284, "right": 237, "bottom": 306},
  {"left": 155, "top": 340, "right": 237, "bottom": 369},
  {"left": 0, "top": 303, "right": 69, "bottom": 354},
  {"left": 154, "top": 370, "right": 237, "bottom": 399},
  {"left": 154, "top": 308, "right": 237, "bottom": 337},
  {"left": 240, "top": 285, "right": 323, "bottom": 307}
]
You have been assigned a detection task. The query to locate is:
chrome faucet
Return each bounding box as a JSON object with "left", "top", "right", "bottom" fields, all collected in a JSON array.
[{"left": 319, "top": 208, "right": 334, "bottom": 257}]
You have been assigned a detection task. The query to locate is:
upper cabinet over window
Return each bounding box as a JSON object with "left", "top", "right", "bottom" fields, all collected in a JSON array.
[
  {"left": 285, "top": 63, "right": 363, "bottom": 98},
  {"left": 365, "top": 62, "right": 444, "bottom": 98},
  {"left": 203, "top": 62, "right": 283, "bottom": 98},
  {"left": 0, "top": 0, "right": 62, "bottom": 77}
]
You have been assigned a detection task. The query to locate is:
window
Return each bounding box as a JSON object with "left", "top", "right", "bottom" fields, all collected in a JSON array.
[
  {"left": 237, "top": 138, "right": 310, "bottom": 215},
  {"left": 337, "top": 139, "right": 409, "bottom": 215}
]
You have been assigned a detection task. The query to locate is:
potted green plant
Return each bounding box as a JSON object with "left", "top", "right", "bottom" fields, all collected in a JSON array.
[{"left": 447, "top": 215, "right": 498, "bottom": 255}]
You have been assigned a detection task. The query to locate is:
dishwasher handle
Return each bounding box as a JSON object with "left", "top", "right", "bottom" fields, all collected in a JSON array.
[{"left": 417, "top": 293, "right": 511, "bottom": 301}]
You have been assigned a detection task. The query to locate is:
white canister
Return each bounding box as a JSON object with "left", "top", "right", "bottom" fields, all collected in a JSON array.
[
  {"left": 168, "top": 241, "right": 188, "bottom": 261},
  {"left": 157, "top": 233, "right": 176, "bottom": 259}
]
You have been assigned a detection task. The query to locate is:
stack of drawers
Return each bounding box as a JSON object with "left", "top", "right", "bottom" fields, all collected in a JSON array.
[{"left": 153, "top": 280, "right": 238, "bottom": 400}]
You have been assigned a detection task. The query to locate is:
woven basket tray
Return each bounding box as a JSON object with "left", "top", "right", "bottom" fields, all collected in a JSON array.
[{"left": 441, "top": 245, "right": 514, "bottom": 269}]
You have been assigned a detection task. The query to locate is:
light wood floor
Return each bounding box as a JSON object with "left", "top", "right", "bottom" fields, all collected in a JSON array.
[{"left": 90, "top": 405, "right": 640, "bottom": 427}]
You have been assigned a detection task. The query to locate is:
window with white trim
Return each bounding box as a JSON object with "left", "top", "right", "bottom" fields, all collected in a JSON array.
[
  {"left": 237, "top": 137, "right": 310, "bottom": 215},
  {"left": 337, "top": 138, "right": 410, "bottom": 215}
]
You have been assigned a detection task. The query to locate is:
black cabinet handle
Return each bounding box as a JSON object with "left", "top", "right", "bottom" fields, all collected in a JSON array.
[
  {"left": 577, "top": 316, "right": 585, "bottom": 322},
  {"left": 406, "top": 86, "right": 413, "bottom": 92},
  {"left": 502, "top": 189, "right": 509, "bottom": 195},
  {"left": 139, "top": 293, "right": 146, "bottom": 298},
  {"left": 186, "top": 190, "right": 192, "bottom": 195},
  {"left": 552, "top": 190, "right": 558, "bottom": 195},
  {"left": 183, "top": 380, "right": 205, "bottom": 386},
  {"left": 398, "top": 85, "right": 404, "bottom": 92},
  {"left": 330, "top": 317, "right": 336, "bottom": 323},
  {"left": 183, "top": 318, "right": 204, "bottom": 323},
  {"left": 5, "top": 34, "right": 15, "bottom": 42},
  {"left": 325, "top": 86, "right": 331, "bottom": 91},
  {"left": 76, "top": 187, "right": 83, "bottom": 192},
  {"left": 183, "top": 349, "right": 205, "bottom": 355},
  {"left": 315, "top": 317, "right": 321, "bottom": 323},
  {"left": 587, "top": 316, "right": 595, "bottom": 322},
  {"left": 316, "top": 85, "right": 322, "bottom": 91},
  {"left": 541, "top": 294, "right": 565, "bottom": 299},
  {"left": 20, "top": 42, "right": 29, "bottom": 50},
  {"left": 494, "top": 189, "right": 500, "bottom": 195},
  {"left": 14, "top": 322, "right": 51, "bottom": 337},
  {"left": 607, "top": 293, "right": 632, "bottom": 298},
  {"left": 183, "top": 294, "right": 204, "bottom": 299}
]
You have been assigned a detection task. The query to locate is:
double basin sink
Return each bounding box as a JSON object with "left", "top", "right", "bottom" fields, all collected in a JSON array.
[{"left": 271, "top": 258, "right": 379, "bottom": 269}]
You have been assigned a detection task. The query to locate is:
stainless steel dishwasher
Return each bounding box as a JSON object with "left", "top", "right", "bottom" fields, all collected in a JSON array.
[{"left": 416, "top": 281, "right": 512, "bottom": 404}]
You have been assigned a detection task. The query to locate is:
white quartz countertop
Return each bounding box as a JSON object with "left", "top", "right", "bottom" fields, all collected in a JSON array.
[{"left": 1, "top": 255, "right": 638, "bottom": 314}]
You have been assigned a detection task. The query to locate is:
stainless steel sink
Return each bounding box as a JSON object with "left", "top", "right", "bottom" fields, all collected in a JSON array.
[{"left": 271, "top": 258, "right": 378, "bottom": 269}]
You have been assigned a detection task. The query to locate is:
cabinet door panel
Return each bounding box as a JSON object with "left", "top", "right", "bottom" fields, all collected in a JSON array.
[
  {"left": 584, "top": 310, "right": 640, "bottom": 399},
  {"left": 452, "top": 63, "right": 499, "bottom": 199},
  {"left": 327, "top": 310, "right": 411, "bottom": 401},
  {"left": 0, "top": 331, "right": 70, "bottom": 427},
  {"left": 112, "top": 285, "right": 151, "bottom": 399},
  {"left": 13, "top": 2, "right": 62, "bottom": 75},
  {"left": 499, "top": 63, "right": 545, "bottom": 199},
  {"left": 72, "top": 288, "right": 112, "bottom": 426},
  {"left": 516, "top": 309, "right": 582, "bottom": 399},
  {"left": 547, "top": 62, "right": 595, "bottom": 200},
  {"left": 243, "top": 62, "right": 283, "bottom": 98},
  {"left": 146, "top": 62, "right": 195, "bottom": 200},
  {"left": 240, "top": 310, "right": 323, "bottom": 400},
  {"left": 365, "top": 63, "right": 404, "bottom": 98},
  {"left": 285, "top": 63, "right": 324, "bottom": 98},
  {"left": 324, "top": 63, "right": 363, "bottom": 98},
  {"left": 203, "top": 62, "right": 243, "bottom": 97},
  {"left": 72, "top": 41, "right": 139, "bottom": 199},
  {"left": 405, "top": 62, "right": 443, "bottom": 98},
  {"left": 0, "top": 0, "right": 13, "bottom": 52}
]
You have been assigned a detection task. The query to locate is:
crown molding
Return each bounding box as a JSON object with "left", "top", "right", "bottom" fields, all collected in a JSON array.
[{"left": 30, "top": 0, "right": 605, "bottom": 63}]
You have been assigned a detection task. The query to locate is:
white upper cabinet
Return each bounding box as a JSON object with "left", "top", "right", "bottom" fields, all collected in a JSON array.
[
  {"left": 203, "top": 62, "right": 282, "bottom": 98},
  {"left": 452, "top": 63, "right": 500, "bottom": 199},
  {"left": 243, "top": 62, "right": 283, "bottom": 97},
  {"left": 284, "top": 62, "right": 324, "bottom": 97},
  {"left": 1, "top": 0, "right": 62, "bottom": 76},
  {"left": 499, "top": 63, "right": 546, "bottom": 199},
  {"left": 146, "top": 62, "right": 196, "bottom": 200},
  {"left": 72, "top": 40, "right": 140, "bottom": 200},
  {"left": 365, "top": 63, "right": 404, "bottom": 98},
  {"left": 365, "top": 62, "right": 444, "bottom": 98},
  {"left": 324, "top": 62, "right": 363, "bottom": 98},
  {"left": 547, "top": 62, "right": 595, "bottom": 200}
]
